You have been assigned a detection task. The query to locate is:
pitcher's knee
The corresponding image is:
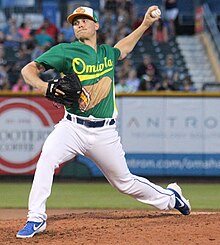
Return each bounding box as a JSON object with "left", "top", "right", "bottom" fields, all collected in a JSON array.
[
  {"left": 37, "top": 151, "right": 59, "bottom": 170},
  {"left": 112, "top": 177, "right": 136, "bottom": 195}
]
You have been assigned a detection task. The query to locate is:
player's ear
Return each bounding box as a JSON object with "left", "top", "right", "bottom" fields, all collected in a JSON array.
[{"left": 95, "top": 22, "right": 99, "bottom": 31}]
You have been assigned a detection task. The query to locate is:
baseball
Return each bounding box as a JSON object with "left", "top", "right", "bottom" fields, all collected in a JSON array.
[{"left": 151, "top": 9, "right": 161, "bottom": 18}]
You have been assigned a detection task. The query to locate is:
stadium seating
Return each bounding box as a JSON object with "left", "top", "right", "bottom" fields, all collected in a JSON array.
[
  {"left": 129, "top": 35, "right": 189, "bottom": 82},
  {"left": 177, "top": 35, "right": 216, "bottom": 90}
]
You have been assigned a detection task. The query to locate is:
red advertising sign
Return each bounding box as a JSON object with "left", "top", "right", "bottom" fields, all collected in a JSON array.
[{"left": 0, "top": 96, "right": 64, "bottom": 175}]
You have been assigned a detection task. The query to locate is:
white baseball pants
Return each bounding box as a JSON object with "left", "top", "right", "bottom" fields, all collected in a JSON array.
[{"left": 28, "top": 116, "right": 175, "bottom": 222}]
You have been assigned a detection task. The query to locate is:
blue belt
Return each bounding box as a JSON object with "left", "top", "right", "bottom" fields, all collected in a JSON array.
[{"left": 66, "top": 114, "right": 115, "bottom": 128}]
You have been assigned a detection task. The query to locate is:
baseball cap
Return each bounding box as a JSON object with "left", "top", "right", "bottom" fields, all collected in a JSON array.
[{"left": 67, "top": 6, "right": 98, "bottom": 24}]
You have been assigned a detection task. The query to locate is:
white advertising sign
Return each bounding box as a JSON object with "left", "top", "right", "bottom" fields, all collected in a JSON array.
[{"left": 120, "top": 97, "right": 220, "bottom": 154}]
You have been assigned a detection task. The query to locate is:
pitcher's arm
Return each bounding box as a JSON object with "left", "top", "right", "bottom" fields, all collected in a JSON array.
[{"left": 114, "top": 6, "right": 160, "bottom": 60}]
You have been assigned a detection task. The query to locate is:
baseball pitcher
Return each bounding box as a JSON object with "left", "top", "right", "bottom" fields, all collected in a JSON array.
[{"left": 17, "top": 5, "right": 191, "bottom": 238}]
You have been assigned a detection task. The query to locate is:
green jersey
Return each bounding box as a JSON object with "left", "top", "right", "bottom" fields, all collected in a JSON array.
[{"left": 35, "top": 41, "right": 121, "bottom": 119}]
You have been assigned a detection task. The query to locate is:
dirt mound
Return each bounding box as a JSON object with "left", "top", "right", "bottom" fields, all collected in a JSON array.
[{"left": 0, "top": 209, "right": 220, "bottom": 245}]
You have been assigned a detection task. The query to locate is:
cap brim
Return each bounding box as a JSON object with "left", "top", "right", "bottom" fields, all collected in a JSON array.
[{"left": 67, "top": 13, "right": 96, "bottom": 24}]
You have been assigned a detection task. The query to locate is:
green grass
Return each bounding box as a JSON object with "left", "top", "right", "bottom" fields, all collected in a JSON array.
[{"left": 0, "top": 182, "right": 220, "bottom": 210}]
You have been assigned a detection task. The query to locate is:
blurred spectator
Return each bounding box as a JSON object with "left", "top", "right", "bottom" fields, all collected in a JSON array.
[
  {"left": 161, "top": 54, "right": 180, "bottom": 84},
  {"left": 0, "top": 10, "right": 6, "bottom": 31},
  {"left": 117, "top": 7, "right": 129, "bottom": 25},
  {"left": 138, "top": 75, "right": 154, "bottom": 91},
  {"left": 5, "top": 24, "right": 21, "bottom": 43},
  {"left": 12, "top": 75, "right": 30, "bottom": 92},
  {"left": 152, "top": 19, "right": 169, "bottom": 43},
  {"left": 25, "top": 30, "right": 38, "bottom": 51},
  {"left": 31, "top": 44, "right": 46, "bottom": 60},
  {"left": 100, "top": 10, "right": 116, "bottom": 30},
  {"left": 7, "top": 64, "right": 19, "bottom": 88},
  {"left": 0, "top": 45, "right": 7, "bottom": 66},
  {"left": 126, "top": 68, "right": 140, "bottom": 91},
  {"left": 136, "top": 54, "right": 159, "bottom": 79},
  {"left": 8, "top": 47, "right": 31, "bottom": 87},
  {"left": 103, "top": 30, "right": 115, "bottom": 46},
  {"left": 115, "top": 23, "right": 132, "bottom": 43},
  {"left": 0, "top": 31, "right": 5, "bottom": 44},
  {"left": 97, "top": 31, "right": 106, "bottom": 45},
  {"left": 14, "top": 47, "right": 31, "bottom": 70},
  {"left": 0, "top": 44, "right": 13, "bottom": 84},
  {"left": 17, "top": 22, "right": 31, "bottom": 41},
  {"left": 0, "top": 65, "right": 9, "bottom": 90},
  {"left": 1, "top": 81, "right": 10, "bottom": 90},
  {"left": 115, "top": 76, "right": 134, "bottom": 93},
  {"left": 59, "top": 21, "right": 74, "bottom": 42},
  {"left": 99, "top": 10, "right": 117, "bottom": 42},
  {"left": 56, "top": 32, "right": 66, "bottom": 44},
  {"left": 102, "top": 0, "right": 117, "bottom": 42},
  {"left": 102, "top": 0, "right": 135, "bottom": 43},
  {"left": 155, "top": 77, "right": 175, "bottom": 91},
  {"left": 3, "top": 17, "right": 21, "bottom": 48},
  {"left": 2, "top": 17, "right": 16, "bottom": 35},
  {"left": 117, "top": 58, "right": 133, "bottom": 80},
  {"left": 146, "top": 65, "right": 161, "bottom": 84},
  {"left": 118, "top": 0, "right": 134, "bottom": 17},
  {"left": 179, "top": 76, "right": 197, "bottom": 92},
  {"left": 35, "top": 27, "right": 54, "bottom": 47},
  {"left": 35, "top": 18, "right": 58, "bottom": 41},
  {"left": 120, "top": 0, "right": 136, "bottom": 29},
  {"left": 139, "top": 66, "right": 161, "bottom": 91},
  {"left": 163, "top": 0, "right": 179, "bottom": 36},
  {"left": 104, "top": 0, "right": 117, "bottom": 13}
]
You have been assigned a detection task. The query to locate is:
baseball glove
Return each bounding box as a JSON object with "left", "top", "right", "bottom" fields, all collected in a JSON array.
[{"left": 46, "top": 73, "right": 82, "bottom": 106}]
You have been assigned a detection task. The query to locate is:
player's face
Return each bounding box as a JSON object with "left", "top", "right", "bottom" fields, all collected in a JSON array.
[{"left": 73, "top": 17, "right": 99, "bottom": 41}]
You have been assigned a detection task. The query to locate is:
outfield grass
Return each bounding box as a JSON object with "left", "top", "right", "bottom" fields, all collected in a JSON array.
[{"left": 0, "top": 182, "right": 220, "bottom": 210}]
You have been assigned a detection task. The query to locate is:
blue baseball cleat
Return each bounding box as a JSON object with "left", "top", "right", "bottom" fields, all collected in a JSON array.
[
  {"left": 16, "top": 220, "right": 46, "bottom": 238},
  {"left": 167, "top": 183, "right": 191, "bottom": 215}
]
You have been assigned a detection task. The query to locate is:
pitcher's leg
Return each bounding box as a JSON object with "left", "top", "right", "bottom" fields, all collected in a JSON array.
[
  {"left": 28, "top": 121, "right": 79, "bottom": 222},
  {"left": 86, "top": 127, "right": 175, "bottom": 210},
  {"left": 28, "top": 150, "right": 58, "bottom": 222},
  {"left": 120, "top": 173, "right": 176, "bottom": 210}
]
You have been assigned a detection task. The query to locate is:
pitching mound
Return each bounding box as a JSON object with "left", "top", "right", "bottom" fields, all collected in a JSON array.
[{"left": 0, "top": 209, "right": 220, "bottom": 245}]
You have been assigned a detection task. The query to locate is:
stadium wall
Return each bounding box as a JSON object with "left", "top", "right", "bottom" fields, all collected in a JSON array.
[{"left": 1, "top": 92, "right": 220, "bottom": 177}]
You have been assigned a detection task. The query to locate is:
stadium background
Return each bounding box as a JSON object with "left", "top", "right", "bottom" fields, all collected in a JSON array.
[{"left": 1, "top": 0, "right": 220, "bottom": 179}]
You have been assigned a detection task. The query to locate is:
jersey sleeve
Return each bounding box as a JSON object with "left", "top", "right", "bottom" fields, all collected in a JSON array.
[
  {"left": 34, "top": 44, "right": 65, "bottom": 72},
  {"left": 113, "top": 47, "right": 121, "bottom": 63}
]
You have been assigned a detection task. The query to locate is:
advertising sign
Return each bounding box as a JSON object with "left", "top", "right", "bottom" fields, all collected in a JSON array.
[
  {"left": 119, "top": 97, "right": 220, "bottom": 176},
  {"left": 0, "top": 97, "right": 64, "bottom": 174}
]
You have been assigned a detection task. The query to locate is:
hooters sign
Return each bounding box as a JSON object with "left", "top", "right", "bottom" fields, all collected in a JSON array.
[{"left": 0, "top": 96, "right": 64, "bottom": 174}]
